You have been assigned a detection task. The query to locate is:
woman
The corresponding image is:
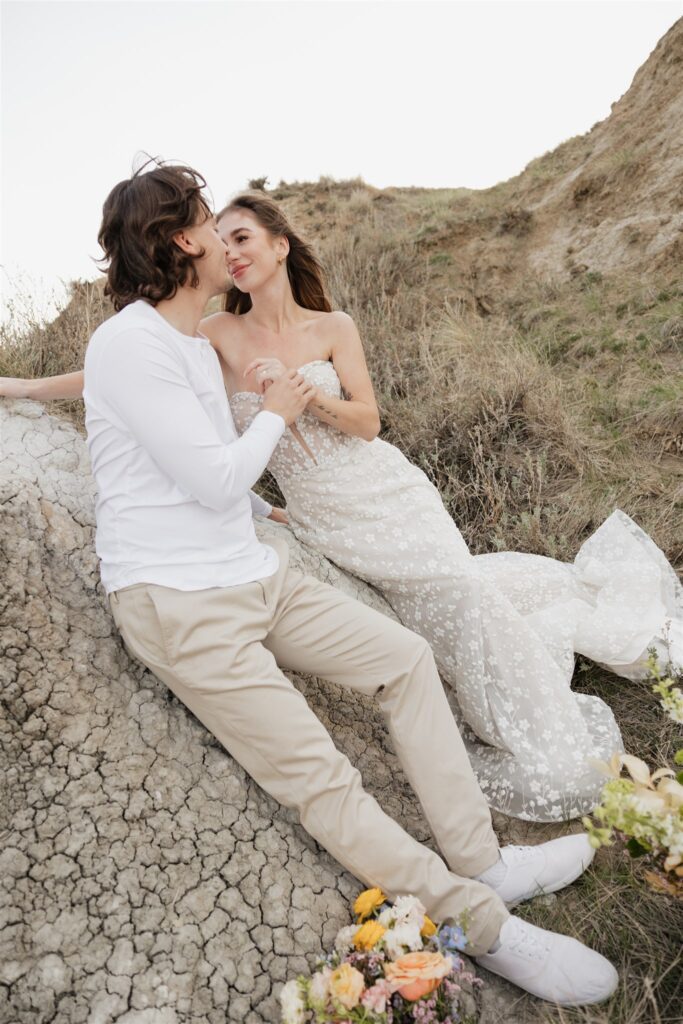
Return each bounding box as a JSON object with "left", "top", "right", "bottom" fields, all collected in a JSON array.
[{"left": 4, "top": 192, "right": 681, "bottom": 823}]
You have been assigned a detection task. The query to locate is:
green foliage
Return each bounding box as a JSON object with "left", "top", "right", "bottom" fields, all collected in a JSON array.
[{"left": 626, "top": 837, "right": 651, "bottom": 858}]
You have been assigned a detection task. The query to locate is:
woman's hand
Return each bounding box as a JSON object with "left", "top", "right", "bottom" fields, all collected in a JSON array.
[
  {"left": 267, "top": 507, "right": 289, "bottom": 525},
  {"left": 0, "top": 377, "right": 33, "bottom": 399},
  {"left": 0, "top": 371, "right": 84, "bottom": 402},
  {"left": 243, "top": 357, "right": 288, "bottom": 394}
]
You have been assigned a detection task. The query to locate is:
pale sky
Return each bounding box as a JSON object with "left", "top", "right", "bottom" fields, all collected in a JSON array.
[{"left": 1, "top": 0, "right": 681, "bottom": 319}]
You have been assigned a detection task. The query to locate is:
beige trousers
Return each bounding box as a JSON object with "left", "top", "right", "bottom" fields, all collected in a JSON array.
[{"left": 108, "top": 538, "right": 509, "bottom": 954}]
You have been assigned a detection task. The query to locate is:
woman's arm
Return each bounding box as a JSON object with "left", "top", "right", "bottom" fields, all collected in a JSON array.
[
  {"left": 309, "top": 312, "right": 381, "bottom": 440},
  {"left": 245, "top": 312, "right": 381, "bottom": 442},
  {"left": 0, "top": 370, "right": 84, "bottom": 401}
]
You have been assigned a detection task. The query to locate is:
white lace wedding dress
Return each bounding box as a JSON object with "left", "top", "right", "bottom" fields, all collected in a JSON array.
[{"left": 230, "top": 360, "right": 683, "bottom": 822}]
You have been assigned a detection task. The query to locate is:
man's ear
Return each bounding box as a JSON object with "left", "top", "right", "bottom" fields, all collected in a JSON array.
[{"left": 172, "top": 227, "right": 201, "bottom": 256}]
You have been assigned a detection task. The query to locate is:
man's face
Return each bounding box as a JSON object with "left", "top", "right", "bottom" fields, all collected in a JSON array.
[{"left": 182, "top": 208, "right": 231, "bottom": 297}]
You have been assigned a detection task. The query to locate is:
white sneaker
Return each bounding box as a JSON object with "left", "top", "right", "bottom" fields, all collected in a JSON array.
[
  {"left": 476, "top": 833, "right": 595, "bottom": 907},
  {"left": 475, "top": 915, "right": 619, "bottom": 1005}
]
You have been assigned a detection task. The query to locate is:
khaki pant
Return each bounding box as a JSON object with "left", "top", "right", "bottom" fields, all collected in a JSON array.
[{"left": 108, "top": 538, "right": 508, "bottom": 953}]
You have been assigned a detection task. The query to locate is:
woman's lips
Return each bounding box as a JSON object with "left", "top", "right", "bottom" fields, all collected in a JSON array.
[{"left": 232, "top": 265, "right": 248, "bottom": 278}]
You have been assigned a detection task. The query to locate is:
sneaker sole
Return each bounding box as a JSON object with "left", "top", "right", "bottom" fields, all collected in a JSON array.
[{"left": 472, "top": 959, "right": 618, "bottom": 1006}]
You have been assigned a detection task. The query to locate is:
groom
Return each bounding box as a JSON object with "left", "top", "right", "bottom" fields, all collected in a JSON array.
[{"left": 84, "top": 158, "right": 618, "bottom": 1006}]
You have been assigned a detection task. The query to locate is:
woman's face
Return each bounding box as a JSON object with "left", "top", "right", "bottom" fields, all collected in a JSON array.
[{"left": 217, "top": 208, "right": 287, "bottom": 292}]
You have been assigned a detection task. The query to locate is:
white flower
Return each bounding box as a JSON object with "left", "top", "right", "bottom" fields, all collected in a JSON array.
[
  {"left": 383, "top": 921, "right": 423, "bottom": 958},
  {"left": 377, "top": 907, "right": 397, "bottom": 928},
  {"left": 334, "top": 924, "right": 360, "bottom": 956},
  {"left": 279, "top": 979, "right": 306, "bottom": 1024},
  {"left": 392, "top": 895, "right": 426, "bottom": 927},
  {"left": 376, "top": 896, "right": 426, "bottom": 950},
  {"left": 309, "top": 967, "right": 332, "bottom": 1008}
]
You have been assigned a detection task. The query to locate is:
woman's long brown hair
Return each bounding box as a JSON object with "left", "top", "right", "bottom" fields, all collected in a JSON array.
[{"left": 217, "top": 192, "right": 332, "bottom": 314}]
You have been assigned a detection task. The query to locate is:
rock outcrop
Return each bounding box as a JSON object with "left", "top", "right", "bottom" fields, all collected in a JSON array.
[{"left": 0, "top": 401, "right": 527, "bottom": 1023}]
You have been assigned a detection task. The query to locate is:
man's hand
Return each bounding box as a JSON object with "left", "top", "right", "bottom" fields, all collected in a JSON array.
[
  {"left": 267, "top": 507, "right": 289, "bottom": 525},
  {"left": 262, "top": 369, "right": 315, "bottom": 425}
]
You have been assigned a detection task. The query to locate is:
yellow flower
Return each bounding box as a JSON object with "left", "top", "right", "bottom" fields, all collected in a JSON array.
[
  {"left": 591, "top": 752, "right": 653, "bottom": 785},
  {"left": 353, "top": 920, "right": 386, "bottom": 951},
  {"left": 592, "top": 752, "right": 683, "bottom": 809},
  {"left": 328, "top": 962, "right": 365, "bottom": 1010},
  {"left": 353, "top": 887, "right": 386, "bottom": 922},
  {"left": 658, "top": 777, "right": 683, "bottom": 809},
  {"left": 420, "top": 914, "right": 437, "bottom": 937}
]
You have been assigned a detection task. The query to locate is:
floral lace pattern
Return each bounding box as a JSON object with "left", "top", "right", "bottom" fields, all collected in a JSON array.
[{"left": 230, "top": 361, "right": 683, "bottom": 822}]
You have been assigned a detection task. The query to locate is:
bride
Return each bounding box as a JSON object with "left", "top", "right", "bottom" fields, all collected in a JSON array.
[{"left": 3, "top": 192, "right": 681, "bottom": 823}]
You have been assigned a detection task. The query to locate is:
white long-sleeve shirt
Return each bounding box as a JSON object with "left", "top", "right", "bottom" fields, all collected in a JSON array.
[{"left": 83, "top": 299, "right": 286, "bottom": 594}]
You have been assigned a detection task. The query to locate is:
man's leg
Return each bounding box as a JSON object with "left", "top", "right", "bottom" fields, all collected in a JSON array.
[
  {"left": 263, "top": 563, "right": 502, "bottom": 876},
  {"left": 256, "top": 560, "right": 620, "bottom": 1007},
  {"left": 109, "top": 569, "right": 508, "bottom": 956}
]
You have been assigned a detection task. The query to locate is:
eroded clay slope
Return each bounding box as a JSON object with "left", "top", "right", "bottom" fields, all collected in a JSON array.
[{"left": 0, "top": 401, "right": 526, "bottom": 1024}]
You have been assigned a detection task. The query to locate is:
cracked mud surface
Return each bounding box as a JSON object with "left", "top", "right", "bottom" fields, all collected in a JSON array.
[{"left": 1, "top": 401, "right": 532, "bottom": 1023}]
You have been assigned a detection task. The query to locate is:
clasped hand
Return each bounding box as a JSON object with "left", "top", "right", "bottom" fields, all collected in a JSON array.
[
  {"left": 245, "top": 359, "right": 316, "bottom": 426},
  {"left": 243, "top": 357, "right": 289, "bottom": 393}
]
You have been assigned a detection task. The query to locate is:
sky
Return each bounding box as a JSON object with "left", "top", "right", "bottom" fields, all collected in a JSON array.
[{"left": 1, "top": 0, "right": 681, "bottom": 320}]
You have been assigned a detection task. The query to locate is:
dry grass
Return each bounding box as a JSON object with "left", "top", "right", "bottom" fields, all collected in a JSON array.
[
  {"left": 312, "top": 196, "right": 682, "bottom": 568},
  {"left": 519, "top": 852, "right": 682, "bottom": 1024},
  {"left": 0, "top": 279, "right": 112, "bottom": 431},
  {"left": 517, "top": 661, "right": 683, "bottom": 1024},
  {"left": 2, "top": 177, "right": 682, "bottom": 1023}
]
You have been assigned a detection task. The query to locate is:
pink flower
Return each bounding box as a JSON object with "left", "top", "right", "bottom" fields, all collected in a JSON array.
[{"left": 361, "top": 978, "right": 393, "bottom": 1013}]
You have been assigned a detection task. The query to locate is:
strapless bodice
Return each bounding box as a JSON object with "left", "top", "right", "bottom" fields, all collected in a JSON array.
[{"left": 229, "top": 360, "right": 368, "bottom": 482}]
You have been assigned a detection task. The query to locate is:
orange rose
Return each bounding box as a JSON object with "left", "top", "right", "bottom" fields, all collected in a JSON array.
[
  {"left": 398, "top": 976, "right": 441, "bottom": 1001},
  {"left": 383, "top": 950, "right": 452, "bottom": 1002}
]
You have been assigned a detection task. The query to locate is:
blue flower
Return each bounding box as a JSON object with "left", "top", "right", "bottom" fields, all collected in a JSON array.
[{"left": 437, "top": 925, "right": 468, "bottom": 952}]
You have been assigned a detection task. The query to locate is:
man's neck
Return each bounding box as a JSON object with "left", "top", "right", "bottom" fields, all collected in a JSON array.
[{"left": 153, "top": 284, "right": 212, "bottom": 338}]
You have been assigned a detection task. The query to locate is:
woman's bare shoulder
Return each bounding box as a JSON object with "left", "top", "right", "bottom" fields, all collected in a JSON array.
[
  {"left": 319, "top": 309, "right": 356, "bottom": 333},
  {"left": 200, "top": 311, "right": 241, "bottom": 347},
  {"left": 322, "top": 310, "right": 362, "bottom": 348}
]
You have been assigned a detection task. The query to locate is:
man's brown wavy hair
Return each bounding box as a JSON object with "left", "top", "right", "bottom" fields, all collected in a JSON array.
[{"left": 97, "top": 159, "right": 212, "bottom": 311}]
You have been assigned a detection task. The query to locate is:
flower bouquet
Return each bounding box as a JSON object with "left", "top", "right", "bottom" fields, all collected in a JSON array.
[
  {"left": 582, "top": 652, "right": 683, "bottom": 899},
  {"left": 582, "top": 750, "right": 683, "bottom": 898},
  {"left": 279, "top": 887, "right": 480, "bottom": 1023}
]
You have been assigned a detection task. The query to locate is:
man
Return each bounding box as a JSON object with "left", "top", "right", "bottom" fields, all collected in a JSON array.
[{"left": 83, "top": 158, "right": 618, "bottom": 1006}]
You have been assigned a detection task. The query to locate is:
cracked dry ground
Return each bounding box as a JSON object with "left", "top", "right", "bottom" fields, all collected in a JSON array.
[{"left": 1, "top": 401, "right": 532, "bottom": 1024}]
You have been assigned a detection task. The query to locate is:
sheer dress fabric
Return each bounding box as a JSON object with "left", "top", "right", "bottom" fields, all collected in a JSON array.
[{"left": 230, "top": 360, "right": 683, "bottom": 822}]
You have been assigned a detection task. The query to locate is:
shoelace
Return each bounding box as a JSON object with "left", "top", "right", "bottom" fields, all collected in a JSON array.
[
  {"left": 504, "top": 918, "right": 552, "bottom": 961},
  {"left": 501, "top": 844, "right": 543, "bottom": 866}
]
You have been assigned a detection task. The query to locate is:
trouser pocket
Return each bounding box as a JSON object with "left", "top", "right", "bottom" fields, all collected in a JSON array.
[{"left": 112, "top": 586, "right": 172, "bottom": 668}]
